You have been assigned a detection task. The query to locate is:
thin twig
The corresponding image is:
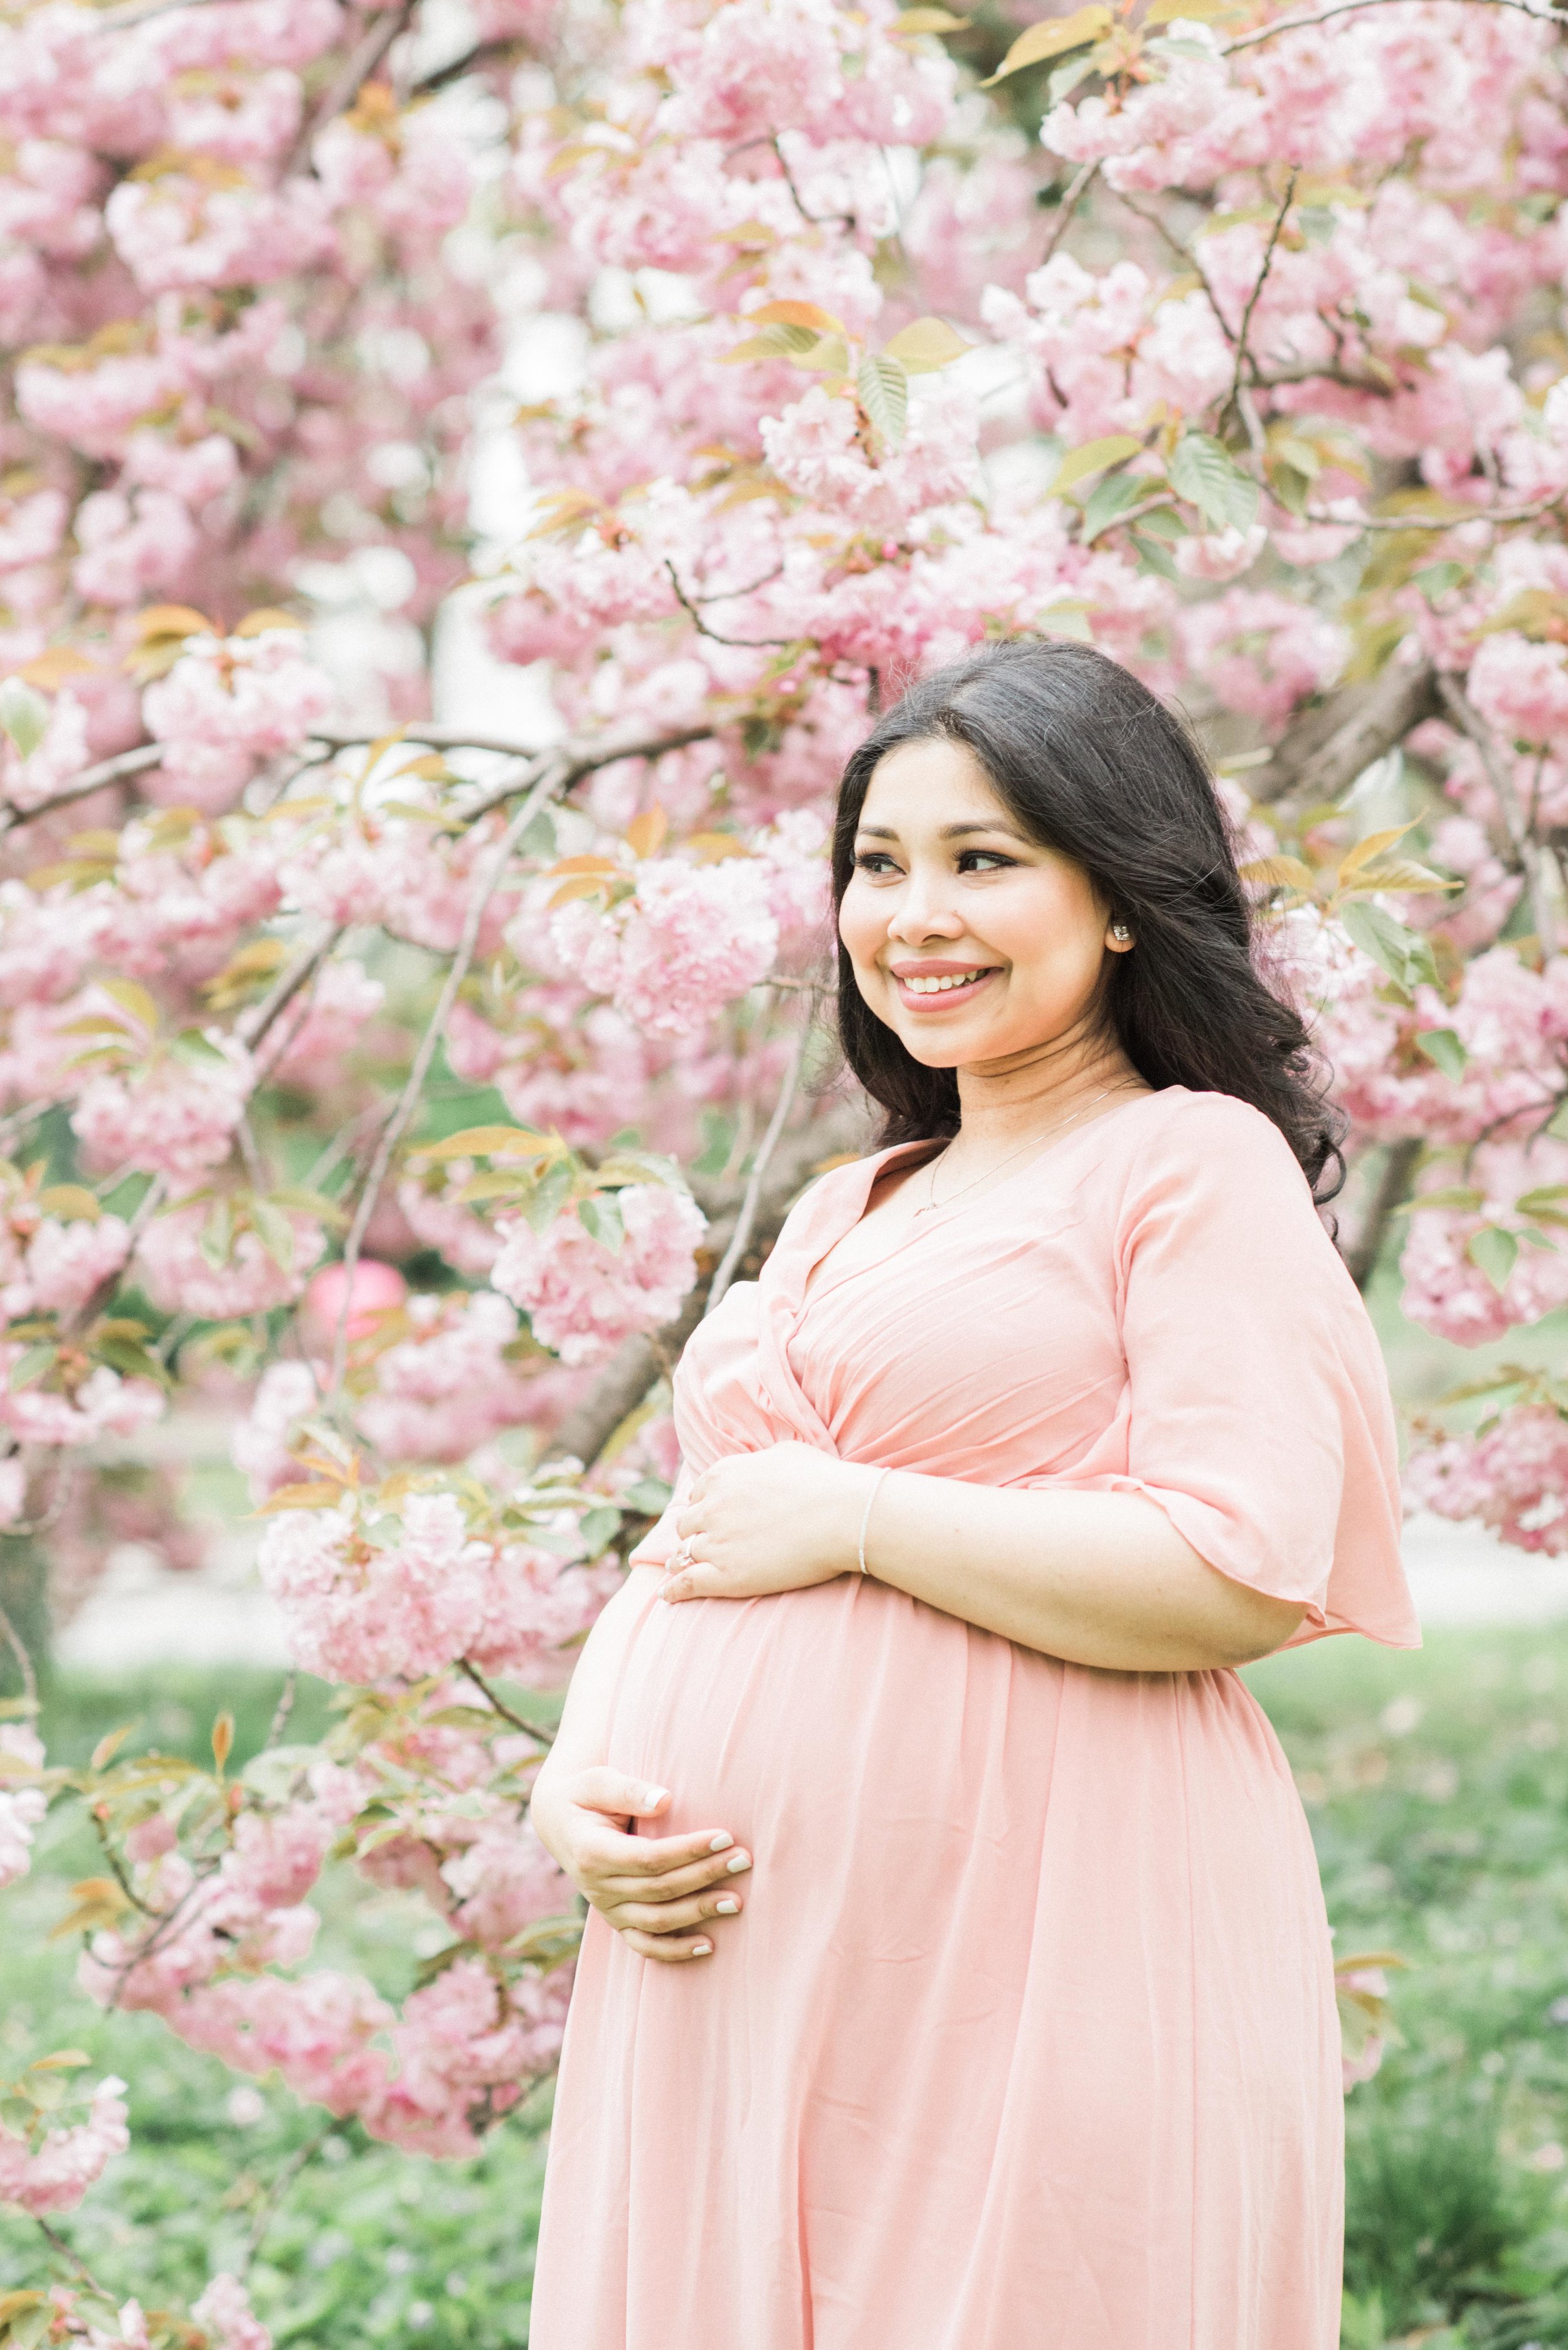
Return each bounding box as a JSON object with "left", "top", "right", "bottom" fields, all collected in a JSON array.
[
  {"left": 411, "top": 35, "right": 530, "bottom": 92},
  {"left": 329, "top": 774, "right": 566, "bottom": 1393},
  {"left": 285, "top": 0, "right": 417, "bottom": 176},
  {"left": 265, "top": 1671, "right": 297, "bottom": 1748},
  {"left": 237, "top": 926, "right": 346, "bottom": 1050},
  {"left": 458, "top": 1658, "right": 557, "bottom": 1743},
  {"left": 0, "top": 1591, "right": 39, "bottom": 1711},
  {"left": 1226, "top": 0, "right": 1565, "bottom": 55},
  {"left": 241, "top": 2122, "right": 336, "bottom": 2272},
  {"left": 1116, "top": 190, "right": 1236, "bottom": 343},
  {"left": 1039, "top": 159, "right": 1100, "bottom": 267},
  {"left": 771, "top": 134, "right": 856, "bottom": 231},
  {"left": 706, "top": 1021, "right": 811, "bottom": 1312},
  {"left": 0, "top": 1100, "right": 53, "bottom": 1154},
  {"left": 664, "top": 563, "right": 798, "bottom": 651},
  {"left": 1227, "top": 168, "right": 1298, "bottom": 418},
  {"left": 1306, "top": 493, "right": 1567, "bottom": 534},
  {"left": 34, "top": 2215, "right": 106, "bottom": 2290},
  {"left": 0, "top": 745, "right": 161, "bottom": 837},
  {"left": 1437, "top": 675, "right": 1559, "bottom": 952},
  {"left": 90, "top": 1811, "right": 157, "bottom": 1917}
]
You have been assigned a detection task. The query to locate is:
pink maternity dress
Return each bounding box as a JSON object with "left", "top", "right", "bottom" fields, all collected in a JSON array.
[{"left": 530, "top": 1086, "right": 1419, "bottom": 2350}]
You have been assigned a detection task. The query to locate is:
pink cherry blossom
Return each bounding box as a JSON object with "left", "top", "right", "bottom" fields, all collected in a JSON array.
[
  {"left": 189, "top": 2275, "right": 273, "bottom": 2350},
  {"left": 72, "top": 1036, "right": 254, "bottom": 1187},
  {"left": 1407, "top": 1402, "right": 1568, "bottom": 1555},
  {"left": 0, "top": 2074, "right": 129, "bottom": 2215},
  {"left": 257, "top": 1492, "right": 494, "bottom": 1683},
  {"left": 0, "top": 1723, "right": 46, "bottom": 1890},
  {"left": 135, "top": 1201, "right": 326, "bottom": 1321},
  {"left": 491, "top": 1181, "right": 707, "bottom": 1364},
  {"left": 549, "top": 858, "right": 780, "bottom": 1038}
]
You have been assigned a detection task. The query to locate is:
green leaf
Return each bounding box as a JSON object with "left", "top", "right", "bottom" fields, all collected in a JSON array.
[
  {"left": 251, "top": 1198, "right": 296, "bottom": 1273},
  {"left": 623, "top": 1476, "right": 673, "bottom": 1514},
  {"left": 1399, "top": 1186, "right": 1484, "bottom": 1213},
  {"left": 1047, "top": 51, "right": 1097, "bottom": 103},
  {"left": 1340, "top": 898, "right": 1439, "bottom": 994},
  {"left": 1135, "top": 505, "right": 1188, "bottom": 541},
  {"left": 856, "top": 353, "right": 908, "bottom": 450},
  {"left": 881, "top": 317, "right": 970, "bottom": 375},
  {"left": 169, "top": 1026, "right": 229, "bottom": 1069},
  {"left": 1169, "top": 433, "right": 1259, "bottom": 533},
  {"left": 0, "top": 678, "right": 48, "bottom": 761},
  {"left": 1412, "top": 561, "right": 1466, "bottom": 604},
  {"left": 578, "top": 1505, "right": 623, "bottom": 1555},
  {"left": 1468, "top": 1226, "right": 1518, "bottom": 1292},
  {"left": 1130, "top": 531, "right": 1179, "bottom": 580},
  {"left": 8, "top": 1342, "right": 55, "bottom": 1393},
  {"left": 578, "top": 1190, "right": 624, "bottom": 1254},
  {"left": 1081, "top": 471, "right": 1150, "bottom": 543},
  {"left": 523, "top": 1159, "right": 574, "bottom": 1236},
  {"left": 1049, "top": 433, "right": 1142, "bottom": 497},
  {"left": 200, "top": 1196, "right": 232, "bottom": 1270},
  {"left": 983, "top": 3, "right": 1111, "bottom": 82},
  {"left": 1414, "top": 1027, "right": 1466, "bottom": 1080}
]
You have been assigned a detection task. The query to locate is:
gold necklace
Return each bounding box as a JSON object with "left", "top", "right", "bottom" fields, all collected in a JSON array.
[{"left": 914, "top": 1085, "right": 1122, "bottom": 1218}]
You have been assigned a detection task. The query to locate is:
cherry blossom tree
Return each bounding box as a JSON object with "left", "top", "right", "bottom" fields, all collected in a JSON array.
[{"left": 3, "top": 0, "right": 1568, "bottom": 2326}]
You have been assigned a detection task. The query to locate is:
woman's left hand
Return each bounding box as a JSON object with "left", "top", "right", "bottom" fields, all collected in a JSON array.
[{"left": 664, "top": 1443, "right": 871, "bottom": 1603}]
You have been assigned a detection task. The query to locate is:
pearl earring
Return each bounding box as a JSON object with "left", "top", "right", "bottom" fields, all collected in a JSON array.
[{"left": 1111, "top": 922, "right": 1131, "bottom": 943}]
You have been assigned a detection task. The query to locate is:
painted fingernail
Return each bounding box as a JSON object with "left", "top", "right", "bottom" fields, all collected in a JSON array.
[
  {"left": 691, "top": 1941, "right": 714, "bottom": 1957},
  {"left": 715, "top": 1898, "right": 739, "bottom": 1915},
  {"left": 708, "top": 1832, "right": 733, "bottom": 1853},
  {"left": 643, "top": 1785, "right": 669, "bottom": 1807},
  {"left": 726, "top": 1853, "right": 751, "bottom": 1874}
]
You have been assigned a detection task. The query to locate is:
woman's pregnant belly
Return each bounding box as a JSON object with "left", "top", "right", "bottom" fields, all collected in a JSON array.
[{"left": 568, "top": 1570, "right": 1341, "bottom": 2347}]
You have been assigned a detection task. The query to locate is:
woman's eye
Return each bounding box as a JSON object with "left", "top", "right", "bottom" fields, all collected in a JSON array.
[
  {"left": 854, "top": 851, "right": 901, "bottom": 876},
  {"left": 957, "top": 851, "right": 1015, "bottom": 873}
]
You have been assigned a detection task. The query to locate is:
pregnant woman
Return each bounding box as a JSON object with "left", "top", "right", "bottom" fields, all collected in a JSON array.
[{"left": 528, "top": 637, "right": 1418, "bottom": 2349}]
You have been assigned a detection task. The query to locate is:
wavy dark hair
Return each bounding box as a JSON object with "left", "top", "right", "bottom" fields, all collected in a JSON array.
[{"left": 832, "top": 637, "right": 1343, "bottom": 1201}]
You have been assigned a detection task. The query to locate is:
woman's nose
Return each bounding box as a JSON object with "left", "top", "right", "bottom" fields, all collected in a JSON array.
[{"left": 888, "top": 883, "right": 965, "bottom": 943}]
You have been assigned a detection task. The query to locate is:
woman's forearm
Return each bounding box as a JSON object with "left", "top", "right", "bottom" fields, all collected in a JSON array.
[{"left": 864, "top": 1474, "right": 1304, "bottom": 1671}]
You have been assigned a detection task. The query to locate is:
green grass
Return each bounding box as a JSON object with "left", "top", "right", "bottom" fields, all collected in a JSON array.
[{"left": 6, "top": 1636, "right": 1568, "bottom": 2346}]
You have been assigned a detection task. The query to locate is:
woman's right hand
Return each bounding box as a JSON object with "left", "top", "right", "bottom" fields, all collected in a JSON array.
[{"left": 530, "top": 1765, "right": 752, "bottom": 1963}]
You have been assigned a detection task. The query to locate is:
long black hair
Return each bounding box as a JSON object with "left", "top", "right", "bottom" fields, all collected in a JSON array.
[{"left": 832, "top": 637, "right": 1343, "bottom": 1201}]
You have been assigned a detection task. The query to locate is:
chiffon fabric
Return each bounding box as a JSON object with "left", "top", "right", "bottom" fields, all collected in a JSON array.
[{"left": 530, "top": 1087, "right": 1417, "bottom": 2350}]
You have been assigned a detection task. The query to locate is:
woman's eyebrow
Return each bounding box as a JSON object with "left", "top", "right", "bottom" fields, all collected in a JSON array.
[{"left": 855, "top": 821, "right": 1031, "bottom": 842}]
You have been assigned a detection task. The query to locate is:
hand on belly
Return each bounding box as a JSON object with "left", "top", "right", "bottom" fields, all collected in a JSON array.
[{"left": 531, "top": 1766, "right": 753, "bottom": 1962}]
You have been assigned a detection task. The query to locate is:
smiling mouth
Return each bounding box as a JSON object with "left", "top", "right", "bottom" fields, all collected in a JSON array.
[{"left": 894, "top": 968, "right": 998, "bottom": 998}]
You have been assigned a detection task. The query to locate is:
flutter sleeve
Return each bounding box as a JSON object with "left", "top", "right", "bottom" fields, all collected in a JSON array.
[{"left": 1106, "top": 1093, "right": 1418, "bottom": 1649}]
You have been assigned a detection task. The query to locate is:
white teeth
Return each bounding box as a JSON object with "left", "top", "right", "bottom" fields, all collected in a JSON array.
[{"left": 903, "top": 971, "right": 988, "bottom": 994}]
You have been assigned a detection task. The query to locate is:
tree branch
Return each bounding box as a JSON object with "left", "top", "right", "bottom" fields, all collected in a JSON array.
[
  {"left": 1343, "top": 1137, "right": 1421, "bottom": 1290},
  {"left": 285, "top": 1, "right": 418, "bottom": 176},
  {"left": 546, "top": 1094, "right": 869, "bottom": 1468},
  {"left": 0, "top": 1590, "right": 38, "bottom": 1711},
  {"left": 411, "top": 36, "right": 531, "bottom": 93},
  {"left": 1436, "top": 674, "right": 1560, "bottom": 952},
  {"left": 1226, "top": 0, "right": 1565, "bottom": 55},
  {"left": 705, "top": 1021, "right": 811, "bottom": 1314},
  {"left": 0, "top": 745, "right": 162, "bottom": 837},
  {"left": 1254, "top": 657, "right": 1439, "bottom": 806},
  {"left": 1227, "top": 168, "right": 1297, "bottom": 418},
  {"left": 238, "top": 925, "right": 346, "bottom": 1051},
  {"left": 328, "top": 768, "right": 568, "bottom": 1392},
  {"left": 457, "top": 1658, "right": 556, "bottom": 1743},
  {"left": 1039, "top": 159, "right": 1100, "bottom": 267}
]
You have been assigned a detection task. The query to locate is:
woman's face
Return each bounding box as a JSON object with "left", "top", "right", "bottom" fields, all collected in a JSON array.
[{"left": 838, "top": 736, "right": 1131, "bottom": 1071}]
